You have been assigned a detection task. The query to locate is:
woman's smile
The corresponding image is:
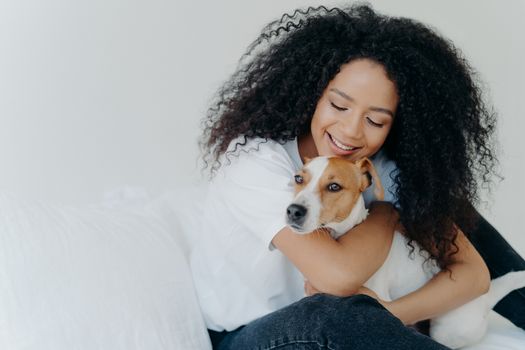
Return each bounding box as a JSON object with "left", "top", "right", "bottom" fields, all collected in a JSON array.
[
  {"left": 326, "top": 132, "right": 362, "bottom": 156},
  {"left": 299, "top": 58, "right": 398, "bottom": 162}
]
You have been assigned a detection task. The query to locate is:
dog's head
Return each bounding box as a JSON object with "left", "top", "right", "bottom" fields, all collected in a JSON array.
[{"left": 286, "top": 156, "right": 383, "bottom": 237}]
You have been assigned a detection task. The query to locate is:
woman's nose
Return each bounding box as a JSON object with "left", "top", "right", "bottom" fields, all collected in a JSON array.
[{"left": 340, "top": 111, "right": 364, "bottom": 139}]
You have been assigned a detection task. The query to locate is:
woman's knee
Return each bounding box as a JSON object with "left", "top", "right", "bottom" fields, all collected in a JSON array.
[
  {"left": 299, "top": 293, "right": 386, "bottom": 315},
  {"left": 314, "top": 293, "right": 395, "bottom": 322},
  {"left": 220, "top": 294, "right": 441, "bottom": 350},
  {"left": 284, "top": 293, "right": 397, "bottom": 335}
]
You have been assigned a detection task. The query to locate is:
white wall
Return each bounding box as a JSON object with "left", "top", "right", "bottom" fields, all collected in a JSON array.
[{"left": 0, "top": 1, "right": 523, "bottom": 254}]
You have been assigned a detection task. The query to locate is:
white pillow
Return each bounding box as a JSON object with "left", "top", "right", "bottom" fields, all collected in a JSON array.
[
  {"left": 0, "top": 192, "right": 212, "bottom": 350},
  {"left": 144, "top": 185, "right": 209, "bottom": 259}
]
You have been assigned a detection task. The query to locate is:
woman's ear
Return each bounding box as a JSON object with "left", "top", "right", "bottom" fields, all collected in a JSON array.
[{"left": 355, "top": 158, "right": 384, "bottom": 201}]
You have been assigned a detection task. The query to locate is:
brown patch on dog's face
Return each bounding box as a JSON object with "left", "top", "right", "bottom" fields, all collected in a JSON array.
[{"left": 318, "top": 157, "right": 363, "bottom": 225}]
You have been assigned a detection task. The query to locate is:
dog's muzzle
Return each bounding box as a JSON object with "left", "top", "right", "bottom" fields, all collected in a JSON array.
[{"left": 286, "top": 203, "right": 307, "bottom": 229}]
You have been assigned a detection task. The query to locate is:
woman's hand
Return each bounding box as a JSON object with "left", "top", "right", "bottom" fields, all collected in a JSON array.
[
  {"left": 304, "top": 279, "right": 321, "bottom": 296},
  {"left": 355, "top": 286, "right": 392, "bottom": 310}
]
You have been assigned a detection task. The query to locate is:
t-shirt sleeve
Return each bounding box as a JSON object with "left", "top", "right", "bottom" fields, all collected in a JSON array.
[{"left": 213, "top": 140, "right": 296, "bottom": 250}]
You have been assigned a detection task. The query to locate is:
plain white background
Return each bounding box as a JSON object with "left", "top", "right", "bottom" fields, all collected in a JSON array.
[{"left": 0, "top": 0, "right": 523, "bottom": 254}]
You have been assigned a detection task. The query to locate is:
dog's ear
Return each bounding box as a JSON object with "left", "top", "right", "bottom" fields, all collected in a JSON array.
[{"left": 355, "top": 158, "right": 384, "bottom": 201}]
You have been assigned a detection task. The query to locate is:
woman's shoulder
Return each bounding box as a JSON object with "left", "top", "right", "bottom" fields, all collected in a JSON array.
[
  {"left": 224, "top": 136, "right": 291, "bottom": 158},
  {"left": 215, "top": 136, "right": 298, "bottom": 183},
  {"left": 371, "top": 150, "right": 397, "bottom": 178},
  {"left": 364, "top": 150, "right": 399, "bottom": 206}
]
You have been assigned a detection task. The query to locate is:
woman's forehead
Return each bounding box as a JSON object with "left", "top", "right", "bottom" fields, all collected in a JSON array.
[{"left": 328, "top": 60, "right": 398, "bottom": 112}]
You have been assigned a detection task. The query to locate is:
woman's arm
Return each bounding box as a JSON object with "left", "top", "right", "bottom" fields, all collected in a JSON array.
[
  {"left": 277, "top": 198, "right": 491, "bottom": 324},
  {"left": 379, "top": 228, "right": 491, "bottom": 325},
  {"left": 272, "top": 201, "right": 398, "bottom": 296}
]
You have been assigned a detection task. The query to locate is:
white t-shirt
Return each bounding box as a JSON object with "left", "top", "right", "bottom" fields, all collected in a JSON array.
[{"left": 190, "top": 136, "right": 397, "bottom": 332}]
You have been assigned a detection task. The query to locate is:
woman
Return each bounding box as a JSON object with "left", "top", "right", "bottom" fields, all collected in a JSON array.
[{"left": 191, "top": 4, "right": 525, "bottom": 349}]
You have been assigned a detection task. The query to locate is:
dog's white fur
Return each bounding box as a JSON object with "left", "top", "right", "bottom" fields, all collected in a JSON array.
[{"left": 287, "top": 156, "right": 525, "bottom": 349}]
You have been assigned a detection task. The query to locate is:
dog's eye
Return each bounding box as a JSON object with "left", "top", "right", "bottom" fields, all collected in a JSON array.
[
  {"left": 327, "top": 183, "right": 342, "bottom": 192},
  {"left": 294, "top": 175, "right": 304, "bottom": 184}
]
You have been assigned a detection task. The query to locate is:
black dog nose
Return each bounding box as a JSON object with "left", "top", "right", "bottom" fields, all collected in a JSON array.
[{"left": 287, "top": 204, "right": 307, "bottom": 224}]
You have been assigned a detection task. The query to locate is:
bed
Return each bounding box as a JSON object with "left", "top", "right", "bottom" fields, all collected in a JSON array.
[{"left": 1, "top": 187, "right": 524, "bottom": 349}]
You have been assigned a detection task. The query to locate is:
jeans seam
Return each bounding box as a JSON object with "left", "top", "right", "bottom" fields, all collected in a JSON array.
[{"left": 262, "top": 339, "right": 336, "bottom": 350}]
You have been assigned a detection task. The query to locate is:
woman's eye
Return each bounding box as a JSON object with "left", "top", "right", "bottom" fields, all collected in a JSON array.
[
  {"left": 294, "top": 175, "right": 304, "bottom": 184},
  {"left": 330, "top": 102, "right": 347, "bottom": 111},
  {"left": 327, "top": 183, "right": 342, "bottom": 192},
  {"left": 366, "top": 117, "right": 384, "bottom": 128}
]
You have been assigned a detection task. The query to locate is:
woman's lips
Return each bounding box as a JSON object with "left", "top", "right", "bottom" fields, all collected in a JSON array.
[{"left": 326, "top": 132, "right": 361, "bottom": 156}]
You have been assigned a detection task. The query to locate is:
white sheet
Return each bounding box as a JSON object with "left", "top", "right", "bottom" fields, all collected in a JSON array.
[{"left": 463, "top": 311, "right": 525, "bottom": 349}]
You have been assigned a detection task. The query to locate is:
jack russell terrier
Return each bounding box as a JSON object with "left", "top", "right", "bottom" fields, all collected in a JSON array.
[{"left": 286, "top": 155, "right": 525, "bottom": 349}]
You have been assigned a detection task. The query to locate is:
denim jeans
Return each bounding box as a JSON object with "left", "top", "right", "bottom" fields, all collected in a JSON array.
[
  {"left": 209, "top": 294, "right": 449, "bottom": 349},
  {"left": 209, "top": 210, "right": 525, "bottom": 350}
]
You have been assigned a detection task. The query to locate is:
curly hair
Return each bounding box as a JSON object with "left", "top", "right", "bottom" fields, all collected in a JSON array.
[{"left": 199, "top": 3, "right": 497, "bottom": 268}]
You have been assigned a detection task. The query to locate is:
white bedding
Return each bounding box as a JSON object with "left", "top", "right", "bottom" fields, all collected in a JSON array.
[
  {"left": 0, "top": 191, "right": 212, "bottom": 350},
  {"left": 462, "top": 311, "right": 525, "bottom": 349},
  {"left": 0, "top": 187, "right": 523, "bottom": 349}
]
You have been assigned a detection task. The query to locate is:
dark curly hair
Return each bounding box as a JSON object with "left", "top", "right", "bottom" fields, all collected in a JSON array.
[{"left": 199, "top": 3, "right": 497, "bottom": 268}]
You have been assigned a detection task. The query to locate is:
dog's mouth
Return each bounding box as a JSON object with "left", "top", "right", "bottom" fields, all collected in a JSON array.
[{"left": 288, "top": 223, "right": 306, "bottom": 233}]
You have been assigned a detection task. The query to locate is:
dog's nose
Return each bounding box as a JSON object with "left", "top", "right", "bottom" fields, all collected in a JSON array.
[{"left": 286, "top": 204, "right": 307, "bottom": 224}]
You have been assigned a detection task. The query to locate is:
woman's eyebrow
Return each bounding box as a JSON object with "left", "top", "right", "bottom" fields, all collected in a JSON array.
[{"left": 329, "top": 88, "right": 395, "bottom": 118}]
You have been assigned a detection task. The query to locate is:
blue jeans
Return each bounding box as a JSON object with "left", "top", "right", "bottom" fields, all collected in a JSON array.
[{"left": 209, "top": 294, "right": 450, "bottom": 349}]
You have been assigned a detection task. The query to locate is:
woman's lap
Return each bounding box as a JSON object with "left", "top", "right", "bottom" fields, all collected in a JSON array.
[
  {"left": 209, "top": 294, "right": 449, "bottom": 350},
  {"left": 208, "top": 210, "right": 525, "bottom": 350}
]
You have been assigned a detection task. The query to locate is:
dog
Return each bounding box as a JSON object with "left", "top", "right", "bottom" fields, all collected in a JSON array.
[{"left": 286, "top": 155, "right": 525, "bottom": 349}]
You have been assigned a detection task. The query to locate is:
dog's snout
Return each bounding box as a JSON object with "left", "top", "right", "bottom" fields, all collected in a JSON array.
[{"left": 286, "top": 204, "right": 307, "bottom": 224}]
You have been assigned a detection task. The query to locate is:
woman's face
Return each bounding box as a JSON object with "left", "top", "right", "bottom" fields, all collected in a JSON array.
[{"left": 299, "top": 59, "right": 398, "bottom": 162}]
